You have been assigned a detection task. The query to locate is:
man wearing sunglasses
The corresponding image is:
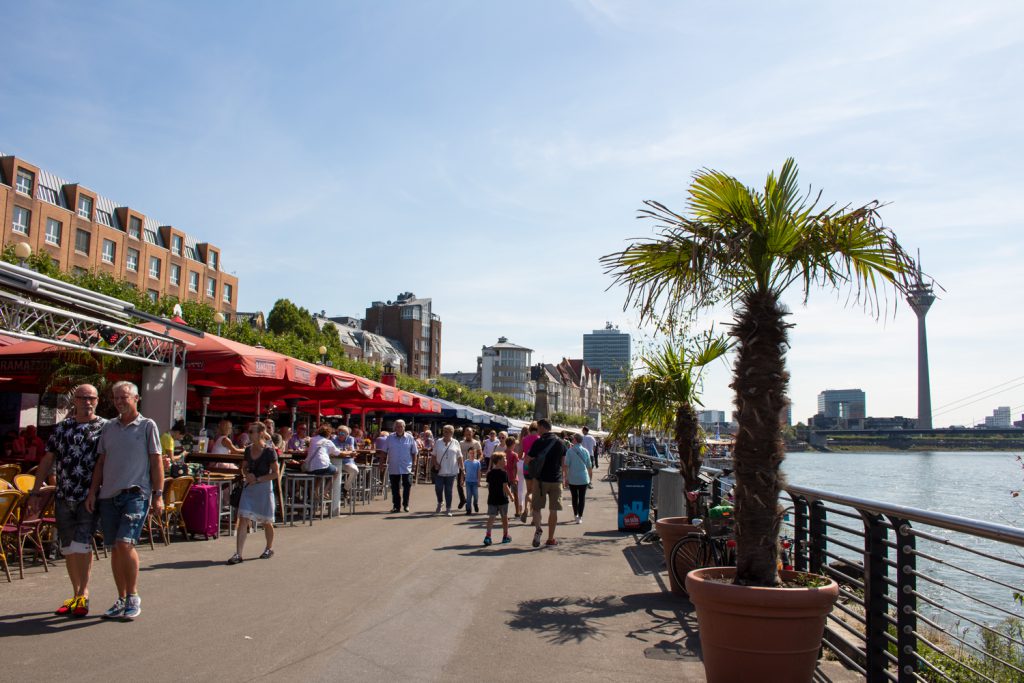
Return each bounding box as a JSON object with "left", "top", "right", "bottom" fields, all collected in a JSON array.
[{"left": 28, "top": 384, "right": 106, "bottom": 618}]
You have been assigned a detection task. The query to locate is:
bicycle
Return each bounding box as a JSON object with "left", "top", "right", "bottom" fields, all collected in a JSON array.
[{"left": 669, "top": 511, "right": 737, "bottom": 592}]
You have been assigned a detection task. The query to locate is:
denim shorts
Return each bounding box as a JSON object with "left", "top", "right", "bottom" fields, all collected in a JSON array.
[
  {"left": 55, "top": 498, "right": 98, "bottom": 554},
  {"left": 99, "top": 490, "right": 150, "bottom": 548}
]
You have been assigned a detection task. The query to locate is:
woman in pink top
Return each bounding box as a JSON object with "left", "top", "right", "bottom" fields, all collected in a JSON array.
[
  {"left": 503, "top": 436, "right": 521, "bottom": 517},
  {"left": 518, "top": 423, "right": 539, "bottom": 522}
]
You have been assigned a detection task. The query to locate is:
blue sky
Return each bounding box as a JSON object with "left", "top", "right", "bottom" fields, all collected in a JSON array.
[{"left": 3, "top": 1, "right": 1022, "bottom": 426}]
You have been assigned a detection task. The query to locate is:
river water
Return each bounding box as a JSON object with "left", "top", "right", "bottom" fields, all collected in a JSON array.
[{"left": 780, "top": 451, "right": 1024, "bottom": 633}]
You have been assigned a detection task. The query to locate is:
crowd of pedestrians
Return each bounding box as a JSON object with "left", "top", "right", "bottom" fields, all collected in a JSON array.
[{"left": 22, "top": 384, "right": 602, "bottom": 622}]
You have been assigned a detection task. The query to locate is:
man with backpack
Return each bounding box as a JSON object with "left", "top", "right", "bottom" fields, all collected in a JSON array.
[{"left": 526, "top": 419, "right": 567, "bottom": 548}]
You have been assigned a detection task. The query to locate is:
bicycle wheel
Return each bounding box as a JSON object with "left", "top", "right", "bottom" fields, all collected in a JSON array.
[{"left": 670, "top": 534, "right": 712, "bottom": 594}]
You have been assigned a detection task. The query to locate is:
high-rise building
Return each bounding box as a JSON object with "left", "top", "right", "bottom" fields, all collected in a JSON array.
[
  {"left": 816, "top": 389, "right": 866, "bottom": 421},
  {"left": 363, "top": 292, "right": 441, "bottom": 379},
  {"left": 479, "top": 337, "right": 533, "bottom": 402},
  {"left": 984, "top": 406, "right": 1011, "bottom": 428},
  {"left": 583, "top": 323, "right": 631, "bottom": 386},
  {"left": 0, "top": 153, "right": 237, "bottom": 312}
]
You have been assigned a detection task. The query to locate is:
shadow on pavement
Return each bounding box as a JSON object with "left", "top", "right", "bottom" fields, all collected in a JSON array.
[
  {"left": 506, "top": 592, "right": 699, "bottom": 651},
  {"left": 0, "top": 611, "right": 103, "bottom": 637},
  {"left": 141, "top": 559, "right": 223, "bottom": 571}
]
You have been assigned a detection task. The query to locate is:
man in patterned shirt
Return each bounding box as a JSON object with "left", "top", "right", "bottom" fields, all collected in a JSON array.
[{"left": 28, "top": 383, "right": 106, "bottom": 618}]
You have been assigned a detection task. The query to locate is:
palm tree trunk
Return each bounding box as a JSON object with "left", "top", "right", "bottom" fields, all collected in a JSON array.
[
  {"left": 675, "top": 403, "right": 702, "bottom": 520},
  {"left": 730, "top": 290, "right": 790, "bottom": 586}
]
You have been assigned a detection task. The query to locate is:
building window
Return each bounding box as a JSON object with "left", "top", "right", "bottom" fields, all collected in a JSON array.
[
  {"left": 15, "top": 168, "right": 34, "bottom": 196},
  {"left": 77, "top": 195, "right": 93, "bottom": 219},
  {"left": 171, "top": 235, "right": 182, "bottom": 256},
  {"left": 72, "top": 266, "right": 88, "bottom": 277},
  {"left": 206, "top": 277, "right": 216, "bottom": 298},
  {"left": 101, "top": 239, "right": 116, "bottom": 264},
  {"left": 147, "top": 289, "right": 159, "bottom": 303},
  {"left": 188, "top": 271, "right": 199, "bottom": 293},
  {"left": 170, "top": 263, "right": 180, "bottom": 286},
  {"left": 128, "top": 216, "right": 141, "bottom": 239},
  {"left": 96, "top": 209, "right": 113, "bottom": 227},
  {"left": 12, "top": 206, "right": 30, "bottom": 235},
  {"left": 75, "top": 229, "right": 91, "bottom": 254},
  {"left": 126, "top": 247, "right": 139, "bottom": 272},
  {"left": 148, "top": 256, "right": 161, "bottom": 279},
  {"left": 222, "top": 283, "right": 233, "bottom": 303},
  {"left": 45, "top": 218, "right": 62, "bottom": 245},
  {"left": 207, "top": 251, "right": 218, "bottom": 271}
]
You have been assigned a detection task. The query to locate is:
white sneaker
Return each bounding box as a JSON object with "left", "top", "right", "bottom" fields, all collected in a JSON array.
[{"left": 576, "top": 516, "right": 583, "bottom": 525}]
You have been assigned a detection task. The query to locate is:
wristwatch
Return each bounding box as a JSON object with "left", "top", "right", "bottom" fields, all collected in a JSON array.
[{"left": 152, "top": 490, "right": 163, "bottom": 498}]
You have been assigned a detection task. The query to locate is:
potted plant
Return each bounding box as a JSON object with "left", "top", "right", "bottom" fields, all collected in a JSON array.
[
  {"left": 608, "top": 332, "right": 729, "bottom": 594},
  {"left": 603, "top": 159, "right": 918, "bottom": 681}
]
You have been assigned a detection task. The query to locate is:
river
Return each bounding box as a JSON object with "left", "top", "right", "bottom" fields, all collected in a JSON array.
[{"left": 780, "top": 450, "right": 1024, "bottom": 634}]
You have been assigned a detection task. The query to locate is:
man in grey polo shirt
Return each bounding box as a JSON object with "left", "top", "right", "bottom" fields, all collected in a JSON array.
[{"left": 85, "top": 381, "right": 163, "bottom": 621}]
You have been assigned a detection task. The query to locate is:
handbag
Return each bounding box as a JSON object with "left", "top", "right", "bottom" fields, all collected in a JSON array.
[{"left": 229, "top": 480, "right": 243, "bottom": 508}]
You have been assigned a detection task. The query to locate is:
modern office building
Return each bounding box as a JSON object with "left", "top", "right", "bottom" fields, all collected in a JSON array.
[
  {"left": 984, "top": 406, "right": 1012, "bottom": 429},
  {"left": 363, "top": 292, "right": 441, "bottom": 379},
  {"left": 583, "top": 323, "right": 631, "bottom": 386},
  {"left": 816, "top": 389, "right": 866, "bottom": 426},
  {"left": 479, "top": 337, "right": 533, "bottom": 402},
  {"left": 0, "top": 153, "right": 237, "bottom": 312}
]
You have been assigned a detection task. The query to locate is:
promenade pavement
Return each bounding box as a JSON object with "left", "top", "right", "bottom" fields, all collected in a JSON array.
[{"left": 1, "top": 462, "right": 858, "bottom": 682}]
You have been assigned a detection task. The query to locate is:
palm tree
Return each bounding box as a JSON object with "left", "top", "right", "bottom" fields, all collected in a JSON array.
[
  {"left": 43, "top": 350, "right": 140, "bottom": 419},
  {"left": 608, "top": 333, "right": 729, "bottom": 520},
  {"left": 602, "top": 159, "right": 917, "bottom": 587}
]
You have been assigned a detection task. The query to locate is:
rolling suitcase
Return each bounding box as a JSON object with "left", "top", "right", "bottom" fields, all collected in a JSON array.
[{"left": 182, "top": 483, "right": 220, "bottom": 540}]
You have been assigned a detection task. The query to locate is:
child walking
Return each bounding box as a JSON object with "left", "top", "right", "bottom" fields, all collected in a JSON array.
[
  {"left": 484, "top": 453, "right": 513, "bottom": 545},
  {"left": 464, "top": 447, "right": 481, "bottom": 515}
]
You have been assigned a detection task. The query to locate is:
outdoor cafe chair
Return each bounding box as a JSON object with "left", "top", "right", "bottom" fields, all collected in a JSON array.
[
  {"left": 143, "top": 481, "right": 172, "bottom": 549},
  {"left": 1, "top": 486, "right": 55, "bottom": 579},
  {"left": 163, "top": 476, "right": 194, "bottom": 539},
  {"left": 0, "top": 463, "right": 20, "bottom": 483},
  {"left": 0, "top": 490, "right": 21, "bottom": 581},
  {"left": 0, "top": 478, "right": 13, "bottom": 491},
  {"left": 13, "top": 474, "right": 35, "bottom": 494}
]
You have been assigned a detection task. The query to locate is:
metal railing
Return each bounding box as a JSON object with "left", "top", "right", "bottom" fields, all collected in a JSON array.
[
  {"left": 782, "top": 484, "right": 1024, "bottom": 682},
  {"left": 611, "top": 451, "right": 1024, "bottom": 682}
]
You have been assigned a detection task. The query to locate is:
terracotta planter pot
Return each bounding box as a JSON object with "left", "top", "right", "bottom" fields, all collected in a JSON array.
[
  {"left": 685, "top": 567, "right": 839, "bottom": 683},
  {"left": 655, "top": 516, "right": 698, "bottom": 595}
]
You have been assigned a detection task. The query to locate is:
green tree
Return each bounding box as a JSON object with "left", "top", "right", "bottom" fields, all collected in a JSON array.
[
  {"left": 602, "top": 159, "right": 917, "bottom": 587},
  {"left": 607, "top": 333, "right": 729, "bottom": 519}
]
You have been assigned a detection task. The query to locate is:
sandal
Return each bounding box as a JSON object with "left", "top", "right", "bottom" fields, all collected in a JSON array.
[
  {"left": 532, "top": 527, "right": 543, "bottom": 548},
  {"left": 545, "top": 538, "right": 559, "bottom": 546},
  {"left": 259, "top": 548, "right": 274, "bottom": 559},
  {"left": 227, "top": 554, "right": 244, "bottom": 565}
]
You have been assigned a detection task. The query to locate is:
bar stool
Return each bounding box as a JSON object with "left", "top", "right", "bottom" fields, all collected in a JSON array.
[{"left": 283, "top": 474, "right": 315, "bottom": 526}]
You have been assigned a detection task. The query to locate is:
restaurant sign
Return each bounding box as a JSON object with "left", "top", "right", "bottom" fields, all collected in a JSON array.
[
  {"left": 254, "top": 359, "right": 278, "bottom": 377},
  {"left": 0, "top": 358, "right": 50, "bottom": 375},
  {"left": 292, "top": 365, "right": 311, "bottom": 384}
]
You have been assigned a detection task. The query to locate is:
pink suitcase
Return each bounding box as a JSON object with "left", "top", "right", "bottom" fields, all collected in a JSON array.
[{"left": 182, "top": 484, "right": 220, "bottom": 540}]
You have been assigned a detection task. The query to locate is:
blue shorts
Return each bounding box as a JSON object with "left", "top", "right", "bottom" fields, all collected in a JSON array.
[{"left": 99, "top": 490, "right": 150, "bottom": 548}]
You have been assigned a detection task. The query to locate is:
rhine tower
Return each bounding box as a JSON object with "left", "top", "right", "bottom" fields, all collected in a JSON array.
[{"left": 906, "top": 255, "right": 936, "bottom": 429}]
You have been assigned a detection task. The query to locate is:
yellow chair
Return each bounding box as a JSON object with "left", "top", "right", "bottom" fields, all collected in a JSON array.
[
  {"left": 0, "top": 490, "right": 22, "bottom": 582},
  {"left": 0, "top": 463, "right": 20, "bottom": 483},
  {"left": 163, "top": 476, "right": 194, "bottom": 540},
  {"left": 13, "top": 474, "right": 35, "bottom": 494},
  {"left": 143, "top": 481, "right": 172, "bottom": 549},
  {"left": 0, "top": 479, "right": 12, "bottom": 491}
]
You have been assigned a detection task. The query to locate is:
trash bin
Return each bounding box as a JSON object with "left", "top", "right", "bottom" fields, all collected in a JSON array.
[
  {"left": 610, "top": 452, "right": 624, "bottom": 478},
  {"left": 617, "top": 468, "right": 654, "bottom": 532}
]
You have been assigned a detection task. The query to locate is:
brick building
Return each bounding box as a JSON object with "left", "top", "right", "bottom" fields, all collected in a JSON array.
[
  {"left": 363, "top": 293, "right": 441, "bottom": 379},
  {"left": 0, "top": 153, "right": 237, "bottom": 312}
]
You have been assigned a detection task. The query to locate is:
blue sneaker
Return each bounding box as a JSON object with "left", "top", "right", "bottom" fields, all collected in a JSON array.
[
  {"left": 483, "top": 536, "right": 492, "bottom": 546},
  {"left": 101, "top": 597, "right": 126, "bottom": 619},
  {"left": 122, "top": 594, "right": 142, "bottom": 620},
  {"left": 502, "top": 535, "right": 512, "bottom": 544}
]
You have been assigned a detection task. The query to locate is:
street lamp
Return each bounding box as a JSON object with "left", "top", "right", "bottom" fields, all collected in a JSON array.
[
  {"left": 213, "top": 311, "right": 225, "bottom": 336},
  {"left": 318, "top": 345, "right": 327, "bottom": 364},
  {"left": 14, "top": 242, "right": 31, "bottom": 268}
]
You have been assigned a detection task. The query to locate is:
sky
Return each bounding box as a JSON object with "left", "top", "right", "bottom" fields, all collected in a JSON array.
[{"left": 2, "top": 1, "right": 1022, "bottom": 427}]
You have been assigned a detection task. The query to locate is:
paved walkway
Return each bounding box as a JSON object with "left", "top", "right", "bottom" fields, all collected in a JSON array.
[{"left": 0, "top": 464, "right": 858, "bottom": 682}]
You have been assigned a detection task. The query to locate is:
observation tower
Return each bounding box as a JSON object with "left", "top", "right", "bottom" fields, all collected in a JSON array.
[{"left": 906, "top": 256, "right": 936, "bottom": 429}]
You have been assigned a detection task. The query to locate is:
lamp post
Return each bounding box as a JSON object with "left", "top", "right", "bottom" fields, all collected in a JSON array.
[
  {"left": 14, "top": 241, "right": 31, "bottom": 268},
  {"left": 318, "top": 345, "right": 327, "bottom": 365},
  {"left": 213, "top": 311, "right": 225, "bottom": 336}
]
